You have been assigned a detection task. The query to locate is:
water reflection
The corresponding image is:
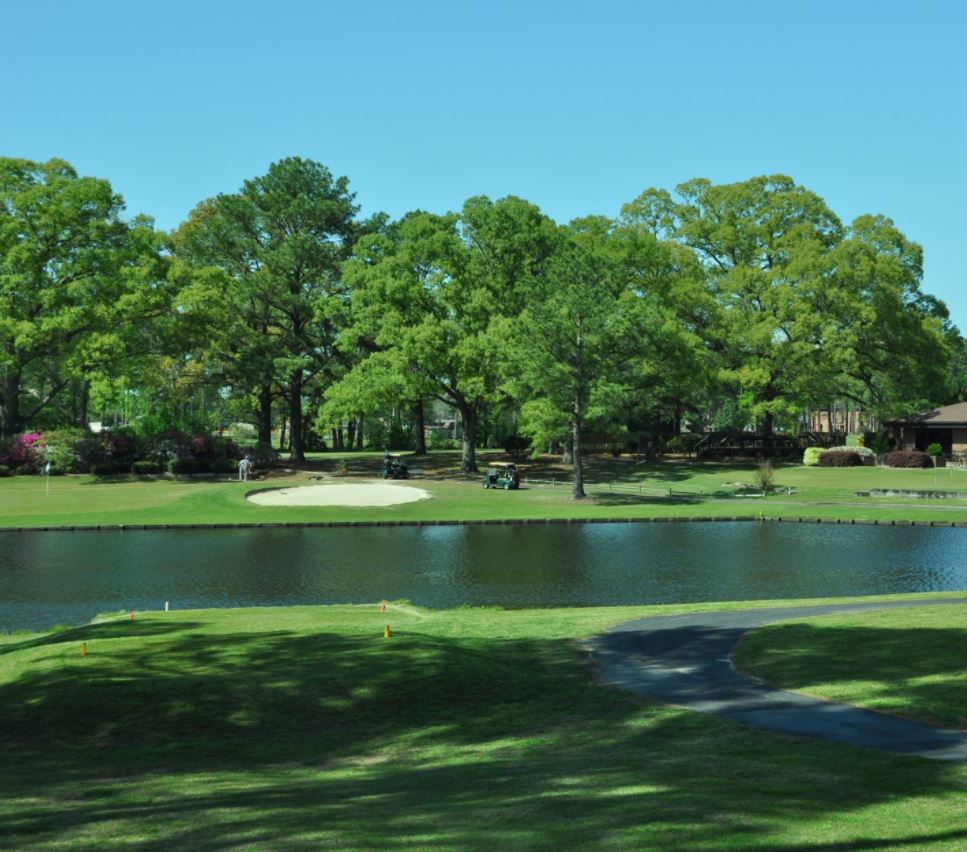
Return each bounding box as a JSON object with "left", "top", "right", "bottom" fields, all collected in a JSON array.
[{"left": 0, "top": 523, "right": 965, "bottom": 632}]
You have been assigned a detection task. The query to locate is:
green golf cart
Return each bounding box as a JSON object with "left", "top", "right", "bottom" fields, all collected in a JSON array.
[
  {"left": 382, "top": 454, "right": 409, "bottom": 480},
  {"left": 483, "top": 462, "right": 520, "bottom": 490}
]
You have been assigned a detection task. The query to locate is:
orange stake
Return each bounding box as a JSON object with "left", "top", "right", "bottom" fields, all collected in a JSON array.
[
  {"left": 380, "top": 603, "right": 386, "bottom": 612},
  {"left": 130, "top": 612, "right": 135, "bottom": 621}
]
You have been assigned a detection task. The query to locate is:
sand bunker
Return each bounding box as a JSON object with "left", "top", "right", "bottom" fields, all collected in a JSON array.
[{"left": 247, "top": 480, "right": 430, "bottom": 508}]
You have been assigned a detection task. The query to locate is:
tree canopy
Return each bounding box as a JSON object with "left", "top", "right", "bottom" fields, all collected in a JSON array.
[{"left": 3, "top": 158, "right": 960, "bottom": 491}]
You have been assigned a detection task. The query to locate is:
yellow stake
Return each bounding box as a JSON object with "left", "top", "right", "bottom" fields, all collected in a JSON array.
[
  {"left": 81, "top": 642, "right": 87, "bottom": 657},
  {"left": 384, "top": 624, "right": 391, "bottom": 638}
]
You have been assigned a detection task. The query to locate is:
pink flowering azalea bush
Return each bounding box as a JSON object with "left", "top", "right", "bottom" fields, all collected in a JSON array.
[{"left": 2, "top": 432, "right": 44, "bottom": 472}]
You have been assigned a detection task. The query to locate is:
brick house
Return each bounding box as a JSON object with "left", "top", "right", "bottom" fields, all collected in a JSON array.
[{"left": 885, "top": 402, "right": 967, "bottom": 458}]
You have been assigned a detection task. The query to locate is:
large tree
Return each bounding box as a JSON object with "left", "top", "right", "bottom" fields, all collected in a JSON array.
[
  {"left": 0, "top": 157, "right": 167, "bottom": 437},
  {"left": 669, "top": 175, "right": 845, "bottom": 435},
  {"left": 174, "top": 158, "right": 361, "bottom": 460},
  {"left": 510, "top": 218, "right": 639, "bottom": 498},
  {"left": 330, "top": 197, "right": 557, "bottom": 472}
]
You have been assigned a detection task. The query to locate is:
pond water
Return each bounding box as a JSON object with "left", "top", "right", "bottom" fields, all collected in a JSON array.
[{"left": 1, "top": 523, "right": 966, "bottom": 632}]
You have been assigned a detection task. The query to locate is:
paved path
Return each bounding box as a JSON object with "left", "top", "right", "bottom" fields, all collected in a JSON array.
[{"left": 588, "top": 597, "right": 967, "bottom": 761}]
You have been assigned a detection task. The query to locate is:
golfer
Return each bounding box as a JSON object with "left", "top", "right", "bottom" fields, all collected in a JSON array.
[{"left": 238, "top": 456, "right": 252, "bottom": 481}]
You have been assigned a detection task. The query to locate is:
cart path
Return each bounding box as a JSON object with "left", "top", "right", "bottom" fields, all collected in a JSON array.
[{"left": 587, "top": 598, "right": 967, "bottom": 761}]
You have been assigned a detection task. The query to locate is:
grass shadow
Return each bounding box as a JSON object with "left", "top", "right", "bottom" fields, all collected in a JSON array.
[
  {"left": 0, "top": 623, "right": 963, "bottom": 846},
  {"left": 736, "top": 623, "right": 967, "bottom": 729},
  {"left": 0, "top": 620, "right": 203, "bottom": 657}
]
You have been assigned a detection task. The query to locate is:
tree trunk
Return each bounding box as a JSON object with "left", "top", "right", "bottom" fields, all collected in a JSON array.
[
  {"left": 257, "top": 384, "right": 273, "bottom": 444},
  {"left": 346, "top": 419, "right": 356, "bottom": 450},
  {"left": 78, "top": 378, "right": 90, "bottom": 430},
  {"left": 413, "top": 399, "right": 427, "bottom": 455},
  {"left": 761, "top": 411, "right": 774, "bottom": 438},
  {"left": 336, "top": 426, "right": 344, "bottom": 450},
  {"left": 459, "top": 403, "right": 478, "bottom": 473},
  {"left": 289, "top": 370, "right": 304, "bottom": 462},
  {"left": 355, "top": 414, "right": 364, "bottom": 450},
  {"left": 673, "top": 402, "right": 683, "bottom": 436},
  {"left": 572, "top": 393, "right": 586, "bottom": 499},
  {"left": 2, "top": 369, "right": 21, "bottom": 439},
  {"left": 479, "top": 404, "right": 489, "bottom": 450},
  {"left": 562, "top": 437, "right": 574, "bottom": 465},
  {"left": 278, "top": 418, "right": 287, "bottom": 453}
]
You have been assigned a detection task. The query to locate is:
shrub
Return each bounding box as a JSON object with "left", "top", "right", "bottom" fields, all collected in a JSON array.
[
  {"left": 819, "top": 450, "right": 862, "bottom": 467},
  {"left": 132, "top": 460, "right": 163, "bottom": 475},
  {"left": 39, "top": 428, "right": 88, "bottom": 473},
  {"left": 250, "top": 441, "right": 278, "bottom": 467},
  {"left": 211, "top": 457, "right": 239, "bottom": 474},
  {"left": 228, "top": 423, "right": 257, "bottom": 442},
  {"left": 754, "top": 460, "right": 775, "bottom": 491},
  {"left": 190, "top": 434, "right": 215, "bottom": 461},
  {"left": 211, "top": 437, "right": 241, "bottom": 460},
  {"left": 105, "top": 432, "right": 140, "bottom": 465},
  {"left": 7, "top": 432, "right": 43, "bottom": 469},
  {"left": 427, "top": 433, "right": 459, "bottom": 450},
  {"left": 149, "top": 430, "right": 192, "bottom": 463},
  {"left": 867, "top": 433, "right": 892, "bottom": 455},
  {"left": 886, "top": 450, "right": 932, "bottom": 468},
  {"left": 168, "top": 457, "right": 205, "bottom": 475},
  {"left": 926, "top": 443, "right": 944, "bottom": 457},
  {"left": 826, "top": 445, "right": 874, "bottom": 459},
  {"left": 427, "top": 428, "right": 454, "bottom": 451},
  {"left": 42, "top": 442, "right": 79, "bottom": 475},
  {"left": 0, "top": 464, "right": 10, "bottom": 477},
  {"left": 803, "top": 447, "right": 823, "bottom": 466},
  {"left": 72, "top": 433, "right": 107, "bottom": 472}
]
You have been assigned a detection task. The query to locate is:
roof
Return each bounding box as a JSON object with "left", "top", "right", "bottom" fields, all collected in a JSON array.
[{"left": 886, "top": 402, "right": 967, "bottom": 426}]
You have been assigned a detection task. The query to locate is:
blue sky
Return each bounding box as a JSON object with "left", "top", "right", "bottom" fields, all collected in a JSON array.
[{"left": 4, "top": 1, "right": 965, "bottom": 325}]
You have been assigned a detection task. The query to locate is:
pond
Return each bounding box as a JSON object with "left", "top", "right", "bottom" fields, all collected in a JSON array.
[{"left": 1, "top": 523, "right": 966, "bottom": 632}]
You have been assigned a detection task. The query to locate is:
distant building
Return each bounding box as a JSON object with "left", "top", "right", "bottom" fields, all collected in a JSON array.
[{"left": 884, "top": 402, "right": 967, "bottom": 457}]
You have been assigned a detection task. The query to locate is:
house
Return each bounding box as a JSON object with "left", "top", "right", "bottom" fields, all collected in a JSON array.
[{"left": 884, "top": 402, "right": 967, "bottom": 457}]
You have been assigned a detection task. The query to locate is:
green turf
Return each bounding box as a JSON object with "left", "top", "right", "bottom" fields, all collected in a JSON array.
[
  {"left": 734, "top": 604, "right": 967, "bottom": 729},
  {"left": 5, "top": 454, "right": 967, "bottom": 528},
  {"left": 0, "top": 596, "right": 965, "bottom": 848}
]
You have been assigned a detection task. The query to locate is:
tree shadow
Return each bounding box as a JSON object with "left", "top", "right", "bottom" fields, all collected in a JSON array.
[
  {"left": 588, "top": 491, "right": 703, "bottom": 506},
  {"left": 79, "top": 476, "right": 247, "bottom": 487},
  {"left": 735, "top": 623, "right": 967, "bottom": 729},
  {"left": 0, "top": 626, "right": 963, "bottom": 847},
  {"left": 0, "top": 620, "right": 202, "bottom": 656}
]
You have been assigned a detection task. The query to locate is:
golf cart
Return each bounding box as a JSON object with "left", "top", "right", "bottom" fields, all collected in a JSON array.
[
  {"left": 483, "top": 462, "right": 520, "bottom": 490},
  {"left": 382, "top": 453, "right": 409, "bottom": 480}
]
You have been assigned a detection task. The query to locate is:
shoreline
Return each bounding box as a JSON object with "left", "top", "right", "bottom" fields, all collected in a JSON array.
[{"left": 5, "top": 514, "right": 967, "bottom": 532}]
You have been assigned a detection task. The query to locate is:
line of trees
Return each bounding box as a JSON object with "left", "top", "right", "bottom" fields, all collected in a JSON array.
[{"left": 3, "top": 156, "right": 963, "bottom": 497}]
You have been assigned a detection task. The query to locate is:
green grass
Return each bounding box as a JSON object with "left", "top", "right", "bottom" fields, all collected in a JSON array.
[
  {"left": 734, "top": 604, "right": 967, "bottom": 729},
  {"left": 0, "top": 596, "right": 965, "bottom": 848},
  {"left": 5, "top": 453, "right": 967, "bottom": 528}
]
